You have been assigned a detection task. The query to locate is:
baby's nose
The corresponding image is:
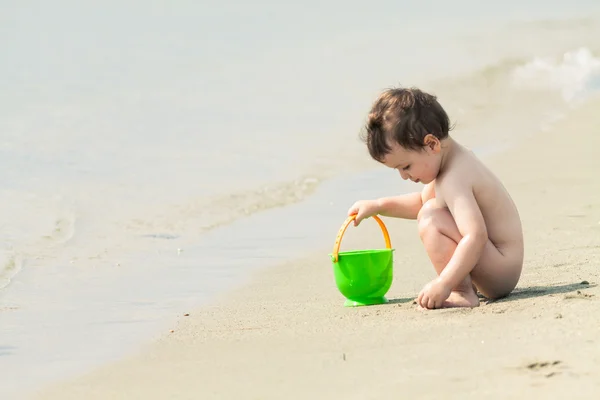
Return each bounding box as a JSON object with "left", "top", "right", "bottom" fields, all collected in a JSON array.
[{"left": 399, "top": 170, "right": 409, "bottom": 180}]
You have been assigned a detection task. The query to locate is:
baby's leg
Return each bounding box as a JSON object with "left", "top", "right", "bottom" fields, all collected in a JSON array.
[
  {"left": 417, "top": 201, "right": 479, "bottom": 308},
  {"left": 417, "top": 200, "right": 521, "bottom": 308}
]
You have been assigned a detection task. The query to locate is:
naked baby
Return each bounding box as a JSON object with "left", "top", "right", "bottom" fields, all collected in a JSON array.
[{"left": 348, "top": 87, "right": 524, "bottom": 309}]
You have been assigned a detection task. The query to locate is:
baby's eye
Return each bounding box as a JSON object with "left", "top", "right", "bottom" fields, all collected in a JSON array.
[{"left": 402, "top": 165, "right": 411, "bottom": 171}]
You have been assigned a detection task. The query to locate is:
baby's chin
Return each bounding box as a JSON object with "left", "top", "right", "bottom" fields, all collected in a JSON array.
[{"left": 421, "top": 173, "right": 440, "bottom": 184}]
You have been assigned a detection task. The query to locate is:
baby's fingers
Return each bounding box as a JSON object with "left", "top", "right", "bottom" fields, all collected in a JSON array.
[
  {"left": 417, "top": 290, "right": 424, "bottom": 308},
  {"left": 347, "top": 201, "right": 363, "bottom": 216},
  {"left": 354, "top": 211, "right": 369, "bottom": 226},
  {"left": 427, "top": 298, "right": 436, "bottom": 309}
]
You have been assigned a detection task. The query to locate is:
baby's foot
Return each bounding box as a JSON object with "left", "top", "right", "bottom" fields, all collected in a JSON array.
[{"left": 443, "top": 289, "right": 480, "bottom": 308}]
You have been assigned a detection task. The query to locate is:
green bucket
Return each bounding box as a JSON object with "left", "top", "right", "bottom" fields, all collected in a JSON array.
[{"left": 329, "top": 215, "right": 394, "bottom": 307}]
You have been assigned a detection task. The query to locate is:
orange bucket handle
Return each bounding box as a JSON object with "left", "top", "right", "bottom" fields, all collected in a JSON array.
[{"left": 331, "top": 215, "right": 392, "bottom": 263}]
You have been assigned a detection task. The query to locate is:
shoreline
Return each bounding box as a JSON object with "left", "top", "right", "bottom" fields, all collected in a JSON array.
[{"left": 33, "top": 97, "right": 600, "bottom": 398}]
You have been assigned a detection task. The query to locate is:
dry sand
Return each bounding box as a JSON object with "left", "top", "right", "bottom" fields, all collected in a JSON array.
[{"left": 35, "top": 98, "right": 600, "bottom": 399}]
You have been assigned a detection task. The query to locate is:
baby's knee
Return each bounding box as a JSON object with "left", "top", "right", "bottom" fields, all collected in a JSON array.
[
  {"left": 417, "top": 200, "right": 447, "bottom": 236},
  {"left": 417, "top": 199, "right": 437, "bottom": 221}
]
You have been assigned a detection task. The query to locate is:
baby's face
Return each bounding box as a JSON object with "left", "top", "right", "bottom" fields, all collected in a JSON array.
[{"left": 381, "top": 136, "right": 443, "bottom": 184}]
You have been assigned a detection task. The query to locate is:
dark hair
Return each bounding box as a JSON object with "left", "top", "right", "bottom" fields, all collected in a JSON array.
[{"left": 361, "top": 86, "right": 452, "bottom": 162}]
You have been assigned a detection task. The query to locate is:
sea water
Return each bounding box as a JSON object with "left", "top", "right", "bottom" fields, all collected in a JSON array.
[{"left": 1, "top": 1, "right": 600, "bottom": 398}]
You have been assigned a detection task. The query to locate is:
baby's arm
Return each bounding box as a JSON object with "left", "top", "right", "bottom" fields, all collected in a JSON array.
[
  {"left": 376, "top": 192, "right": 424, "bottom": 220},
  {"left": 349, "top": 183, "right": 434, "bottom": 224},
  {"left": 378, "top": 182, "right": 435, "bottom": 219},
  {"left": 437, "top": 178, "right": 488, "bottom": 289}
]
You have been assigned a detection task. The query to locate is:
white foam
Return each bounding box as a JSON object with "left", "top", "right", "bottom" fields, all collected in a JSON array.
[{"left": 511, "top": 47, "right": 600, "bottom": 102}]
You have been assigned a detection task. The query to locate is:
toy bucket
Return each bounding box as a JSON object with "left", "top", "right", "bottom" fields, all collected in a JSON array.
[{"left": 329, "top": 215, "right": 394, "bottom": 307}]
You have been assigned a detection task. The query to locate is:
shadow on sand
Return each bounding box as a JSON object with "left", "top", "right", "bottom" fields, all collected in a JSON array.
[
  {"left": 485, "top": 281, "right": 595, "bottom": 304},
  {"left": 383, "top": 281, "right": 595, "bottom": 307},
  {"left": 386, "top": 297, "right": 414, "bottom": 305}
]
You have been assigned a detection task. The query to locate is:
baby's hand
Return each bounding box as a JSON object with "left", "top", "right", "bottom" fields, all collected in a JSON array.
[
  {"left": 347, "top": 200, "right": 380, "bottom": 226},
  {"left": 417, "top": 278, "right": 452, "bottom": 309}
]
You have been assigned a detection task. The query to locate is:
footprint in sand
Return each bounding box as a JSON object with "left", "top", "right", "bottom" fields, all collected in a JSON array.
[{"left": 525, "top": 360, "right": 564, "bottom": 378}]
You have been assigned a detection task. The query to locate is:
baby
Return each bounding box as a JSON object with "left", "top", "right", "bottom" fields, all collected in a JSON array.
[{"left": 348, "top": 87, "right": 524, "bottom": 309}]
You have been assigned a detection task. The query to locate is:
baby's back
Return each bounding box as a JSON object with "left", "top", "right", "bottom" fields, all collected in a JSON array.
[{"left": 438, "top": 145, "right": 524, "bottom": 254}]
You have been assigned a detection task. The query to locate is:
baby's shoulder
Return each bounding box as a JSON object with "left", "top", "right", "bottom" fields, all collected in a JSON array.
[
  {"left": 456, "top": 147, "right": 487, "bottom": 173},
  {"left": 436, "top": 153, "right": 489, "bottom": 201},
  {"left": 441, "top": 150, "right": 502, "bottom": 201},
  {"left": 439, "top": 154, "right": 480, "bottom": 185}
]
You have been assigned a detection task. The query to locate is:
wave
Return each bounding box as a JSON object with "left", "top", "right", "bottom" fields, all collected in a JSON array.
[
  {"left": 0, "top": 253, "right": 22, "bottom": 291},
  {"left": 122, "top": 175, "right": 323, "bottom": 236},
  {"left": 510, "top": 47, "right": 600, "bottom": 102},
  {"left": 0, "top": 167, "right": 327, "bottom": 294},
  {"left": 0, "top": 204, "right": 77, "bottom": 292}
]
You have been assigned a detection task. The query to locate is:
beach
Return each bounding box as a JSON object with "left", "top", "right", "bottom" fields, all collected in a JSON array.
[
  {"left": 34, "top": 91, "right": 600, "bottom": 399},
  {"left": 2, "top": 2, "right": 600, "bottom": 399}
]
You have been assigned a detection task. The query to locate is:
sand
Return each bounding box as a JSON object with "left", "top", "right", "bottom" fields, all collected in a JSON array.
[{"left": 34, "top": 97, "right": 600, "bottom": 399}]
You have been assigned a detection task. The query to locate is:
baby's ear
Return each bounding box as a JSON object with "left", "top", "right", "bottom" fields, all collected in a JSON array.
[{"left": 424, "top": 134, "right": 440, "bottom": 152}]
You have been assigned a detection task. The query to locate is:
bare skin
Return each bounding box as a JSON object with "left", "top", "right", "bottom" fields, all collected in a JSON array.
[{"left": 348, "top": 135, "right": 524, "bottom": 309}]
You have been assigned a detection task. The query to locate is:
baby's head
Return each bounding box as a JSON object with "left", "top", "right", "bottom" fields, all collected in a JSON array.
[{"left": 361, "top": 87, "right": 452, "bottom": 184}]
